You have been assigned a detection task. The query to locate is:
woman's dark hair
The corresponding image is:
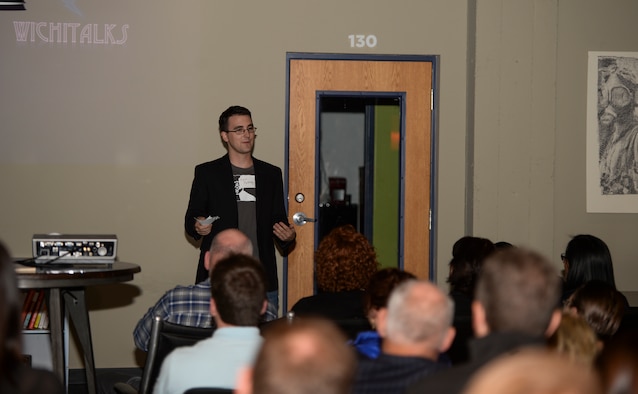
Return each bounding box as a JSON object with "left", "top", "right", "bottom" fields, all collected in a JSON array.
[
  {"left": 563, "top": 235, "right": 616, "bottom": 292},
  {"left": 0, "top": 241, "right": 22, "bottom": 383},
  {"left": 447, "top": 236, "right": 495, "bottom": 296},
  {"left": 494, "top": 241, "right": 514, "bottom": 250},
  {"left": 565, "top": 280, "right": 626, "bottom": 340},
  {"left": 363, "top": 267, "right": 416, "bottom": 314}
]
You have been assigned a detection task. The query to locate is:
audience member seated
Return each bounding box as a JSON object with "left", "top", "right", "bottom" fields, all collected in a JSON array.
[
  {"left": 548, "top": 312, "right": 600, "bottom": 366},
  {"left": 0, "top": 241, "right": 65, "bottom": 394},
  {"left": 564, "top": 279, "right": 627, "bottom": 345},
  {"left": 407, "top": 247, "right": 562, "bottom": 394},
  {"left": 462, "top": 348, "right": 601, "bottom": 394},
  {"left": 446, "top": 236, "right": 495, "bottom": 365},
  {"left": 134, "top": 229, "right": 255, "bottom": 352},
  {"left": 235, "top": 317, "right": 357, "bottom": 394},
  {"left": 351, "top": 267, "right": 416, "bottom": 359},
  {"left": 595, "top": 329, "right": 638, "bottom": 394},
  {"left": 291, "top": 225, "right": 379, "bottom": 327},
  {"left": 352, "top": 280, "right": 455, "bottom": 394},
  {"left": 153, "top": 254, "right": 267, "bottom": 393},
  {"left": 560, "top": 234, "right": 620, "bottom": 304}
]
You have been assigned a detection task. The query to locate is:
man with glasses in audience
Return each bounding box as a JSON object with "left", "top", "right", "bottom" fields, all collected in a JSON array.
[{"left": 184, "top": 105, "right": 295, "bottom": 318}]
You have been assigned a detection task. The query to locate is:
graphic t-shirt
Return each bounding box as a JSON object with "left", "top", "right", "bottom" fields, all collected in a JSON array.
[{"left": 232, "top": 165, "right": 259, "bottom": 259}]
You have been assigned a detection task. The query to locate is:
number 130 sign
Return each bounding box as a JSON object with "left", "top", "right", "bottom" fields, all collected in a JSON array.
[{"left": 348, "top": 34, "right": 378, "bottom": 48}]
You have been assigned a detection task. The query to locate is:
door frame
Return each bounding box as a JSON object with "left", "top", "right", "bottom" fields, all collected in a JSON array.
[{"left": 283, "top": 53, "right": 440, "bottom": 312}]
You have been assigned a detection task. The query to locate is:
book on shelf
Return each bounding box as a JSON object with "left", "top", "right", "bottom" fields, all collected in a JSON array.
[
  {"left": 35, "top": 301, "right": 48, "bottom": 330},
  {"left": 20, "top": 289, "right": 35, "bottom": 329},
  {"left": 27, "top": 290, "right": 44, "bottom": 330},
  {"left": 22, "top": 289, "right": 40, "bottom": 330},
  {"left": 34, "top": 307, "right": 42, "bottom": 329},
  {"left": 21, "top": 289, "right": 47, "bottom": 330},
  {"left": 38, "top": 305, "right": 49, "bottom": 330}
]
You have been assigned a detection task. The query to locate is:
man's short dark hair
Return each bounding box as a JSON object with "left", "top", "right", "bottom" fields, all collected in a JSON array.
[
  {"left": 218, "top": 105, "right": 252, "bottom": 132},
  {"left": 210, "top": 254, "right": 266, "bottom": 326},
  {"left": 476, "top": 248, "right": 560, "bottom": 336}
]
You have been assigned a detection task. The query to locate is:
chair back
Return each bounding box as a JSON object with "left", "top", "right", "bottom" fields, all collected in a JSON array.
[
  {"left": 139, "top": 315, "right": 215, "bottom": 394},
  {"left": 263, "top": 313, "right": 370, "bottom": 340},
  {"left": 333, "top": 317, "right": 372, "bottom": 340}
]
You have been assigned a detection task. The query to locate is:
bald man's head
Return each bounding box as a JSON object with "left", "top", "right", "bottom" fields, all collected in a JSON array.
[
  {"left": 384, "top": 280, "right": 455, "bottom": 350},
  {"left": 204, "top": 229, "right": 253, "bottom": 272}
]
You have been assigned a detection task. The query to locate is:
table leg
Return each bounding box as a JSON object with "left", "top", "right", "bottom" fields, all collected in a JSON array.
[
  {"left": 64, "top": 289, "right": 97, "bottom": 394},
  {"left": 47, "top": 288, "right": 66, "bottom": 387}
]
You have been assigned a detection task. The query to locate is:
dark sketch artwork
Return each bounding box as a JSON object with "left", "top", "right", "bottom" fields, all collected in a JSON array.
[{"left": 597, "top": 55, "right": 638, "bottom": 195}]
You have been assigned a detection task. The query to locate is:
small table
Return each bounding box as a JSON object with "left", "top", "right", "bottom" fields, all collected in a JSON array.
[{"left": 16, "top": 262, "right": 141, "bottom": 394}]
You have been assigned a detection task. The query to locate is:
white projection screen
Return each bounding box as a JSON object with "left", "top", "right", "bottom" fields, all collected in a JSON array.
[{"left": 0, "top": 1, "right": 204, "bottom": 166}]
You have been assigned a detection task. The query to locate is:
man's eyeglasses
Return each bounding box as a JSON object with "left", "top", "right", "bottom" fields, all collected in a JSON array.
[
  {"left": 560, "top": 253, "right": 566, "bottom": 260},
  {"left": 227, "top": 126, "right": 257, "bottom": 135}
]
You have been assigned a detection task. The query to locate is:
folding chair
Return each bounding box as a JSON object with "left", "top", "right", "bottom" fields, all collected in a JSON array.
[{"left": 114, "top": 315, "right": 214, "bottom": 394}]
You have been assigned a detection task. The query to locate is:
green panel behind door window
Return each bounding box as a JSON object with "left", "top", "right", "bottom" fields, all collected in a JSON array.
[{"left": 372, "top": 105, "right": 400, "bottom": 268}]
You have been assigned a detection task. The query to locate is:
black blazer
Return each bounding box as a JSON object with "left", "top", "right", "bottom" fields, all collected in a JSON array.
[{"left": 184, "top": 154, "right": 293, "bottom": 290}]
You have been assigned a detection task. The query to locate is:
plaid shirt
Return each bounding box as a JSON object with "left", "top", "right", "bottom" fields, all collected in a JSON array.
[
  {"left": 133, "top": 278, "right": 277, "bottom": 351},
  {"left": 133, "top": 279, "right": 215, "bottom": 352}
]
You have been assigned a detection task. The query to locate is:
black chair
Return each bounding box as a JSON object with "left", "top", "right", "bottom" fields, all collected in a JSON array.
[
  {"left": 271, "top": 313, "right": 370, "bottom": 340},
  {"left": 114, "top": 315, "right": 215, "bottom": 394},
  {"left": 333, "top": 317, "right": 372, "bottom": 340},
  {"left": 619, "top": 305, "right": 638, "bottom": 333},
  {"left": 183, "top": 388, "right": 233, "bottom": 394}
]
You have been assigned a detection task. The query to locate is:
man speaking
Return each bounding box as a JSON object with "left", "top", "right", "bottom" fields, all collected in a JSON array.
[{"left": 185, "top": 105, "right": 295, "bottom": 317}]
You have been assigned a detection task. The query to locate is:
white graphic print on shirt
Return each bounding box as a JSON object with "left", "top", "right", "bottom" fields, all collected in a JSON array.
[{"left": 234, "top": 174, "right": 256, "bottom": 202}]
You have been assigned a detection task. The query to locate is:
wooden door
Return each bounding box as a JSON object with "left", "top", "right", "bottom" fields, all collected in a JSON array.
[{"left": 285, "top": 54, "right": 434, "bottom": 309}]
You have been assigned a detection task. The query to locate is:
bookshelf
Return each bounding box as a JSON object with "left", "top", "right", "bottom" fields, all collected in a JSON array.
[
  {"left": 21, "top": 289, "right": 49, "bottom": 331},
  {"left": 20, "top": 289, "right": 69, "bottom": 381}
]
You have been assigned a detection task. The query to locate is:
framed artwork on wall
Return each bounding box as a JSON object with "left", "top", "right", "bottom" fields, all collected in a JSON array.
[{"left": 586, "top": 51, "right": 638, "bottom": 212}]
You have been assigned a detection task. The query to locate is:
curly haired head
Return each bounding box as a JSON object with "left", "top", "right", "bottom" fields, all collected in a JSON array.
[{"left": 315, "top": 225, "right": 379, "bottom": 292}]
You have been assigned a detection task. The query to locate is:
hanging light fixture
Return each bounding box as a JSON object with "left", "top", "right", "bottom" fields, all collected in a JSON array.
[{"left": 0, "top": 1, "right": 26, "bottom": 10}]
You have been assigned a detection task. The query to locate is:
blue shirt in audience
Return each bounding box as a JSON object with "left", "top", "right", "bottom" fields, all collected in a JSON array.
[{"left": 153, "top": 326, "right": 262, "bottom": 394}]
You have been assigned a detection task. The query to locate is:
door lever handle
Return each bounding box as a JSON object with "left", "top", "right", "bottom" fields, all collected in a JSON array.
[{"left": 293, "top": 212, "right": 317, "bottom": 226}]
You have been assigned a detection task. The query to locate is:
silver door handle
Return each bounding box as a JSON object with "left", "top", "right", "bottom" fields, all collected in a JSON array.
[{"left": 293, "top": 212, "right": 317, "bottom": 226}]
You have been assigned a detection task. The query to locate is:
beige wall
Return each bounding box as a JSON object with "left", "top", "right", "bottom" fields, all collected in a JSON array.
[
  {"left": 0, "top": 0, "right": 636, "bottom": 369},
  {"left": 472, "top": 0, "right": 558, "bottom": 256},
  {"left": 472, "top": 0, "right": 638, "bottom": 292},
  {"left": 470, "top": 0, "right": 638, "bottom": 293},
  {"left": 554, "top": 0, "right": 638, "bottom": 293}
]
